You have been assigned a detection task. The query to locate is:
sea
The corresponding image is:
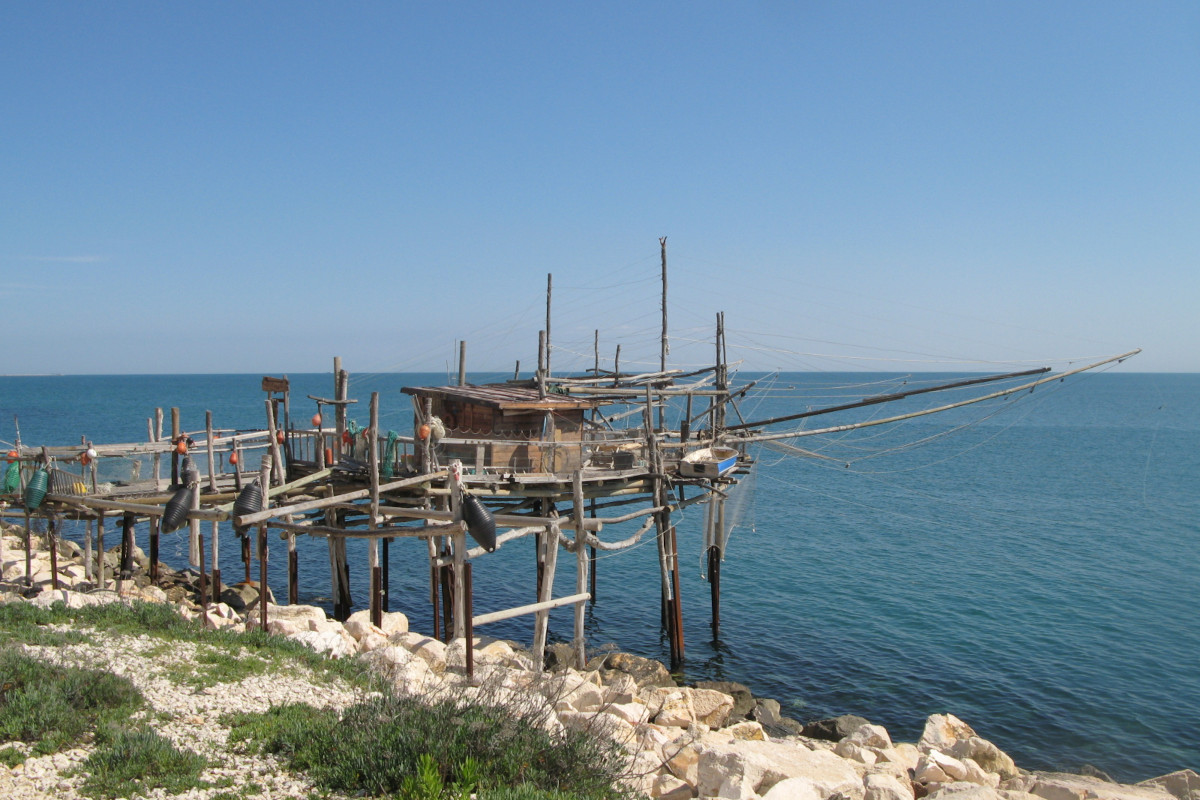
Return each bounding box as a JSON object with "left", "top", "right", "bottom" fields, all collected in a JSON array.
[{"left": 1, "top": 370, "right": 1196, "bottom": 782}]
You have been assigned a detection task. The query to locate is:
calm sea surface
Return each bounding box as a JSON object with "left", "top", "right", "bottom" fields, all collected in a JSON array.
[{"left": 1, "top": 370, "right": 1196, "bottom": 781}]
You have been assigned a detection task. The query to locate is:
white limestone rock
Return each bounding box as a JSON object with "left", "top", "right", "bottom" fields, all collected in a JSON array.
[
  {"left": 920, "top": 715, "right": 978, "bottom": 753},
  {"left": 846, "top": 723, "right": 894, "bottom": 750},
  {"left": 835, "top": 741, "right": 879, "bottom": 765},
  {"left": 1006, "top": 773, "right": 1176, "bottom": 800},
  {"left": 288, "top": 628, "right": 357, "bottom": 659},
  {"left": 651, "top": 772, "right": 695, "bottom": 800},
  {"left": 697, "top": 739, "right": 864, "bottom": 800},
  {"left": 948, "top": 737, "right": 1020, "bottom": 781},
  {"left": 655, "top": 687, "right": 736, "bottom": 729},
  {"left": 343, "top": 610, "right": 386, "bottom": 642},
  {"left": 1139, "top": 770, "right": 1200, "bottom": 800},
  {"left": 391, "top": 631, "right": 448, "bottom": 671},
  {"left": 761, "top": 777, "right": 825, "bottom": 800},
  {"left": 865, "top": 772, "right": 915, "bottom": 800}
]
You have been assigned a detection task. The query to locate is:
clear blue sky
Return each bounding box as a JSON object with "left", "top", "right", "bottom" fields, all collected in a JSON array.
[{"left": 3, "top": 2, "right": 1196, "bottom": 375}]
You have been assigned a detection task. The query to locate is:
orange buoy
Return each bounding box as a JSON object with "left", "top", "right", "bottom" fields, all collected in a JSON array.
[
  {"left": 417, "top": 423, "right": 431, "bottom": 440},
  {"left": 6, "top": 450, "right": 18, "bottom": 462},
  {"left": 276, "top": 430, "right": 285, "bottom": 445},
  {"left": 324, "top": 447, "right": 333, "bottom": 464},
  {"left": 342, "top": 431, "right": 352, "bottom": 445},
  {"left": 79, "top": 451, "right": 91, "bottom": 467},
  {"left": 312, "top": 413, "right": 322, "bottom": 428},
  {"left": 175, "top": 439, "right": 188, "bottom": 455},
  {"left": 229, "top": 452, "right": 239, "bottom": 466}
]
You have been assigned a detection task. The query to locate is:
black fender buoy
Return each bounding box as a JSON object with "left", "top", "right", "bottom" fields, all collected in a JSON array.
[
  {"left": 462, "top": 494, "right": 496, "bottom": 553},
  {"left": 162, "top": 486, "right": 192, "bottom": 533},
  {"left": 233, "top": 480, "right": 263, "bottom": 534}
]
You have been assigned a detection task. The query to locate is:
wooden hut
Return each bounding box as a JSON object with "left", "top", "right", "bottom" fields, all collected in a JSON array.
[{"left": 401, "top": 384, "right": 602, "bottom": 475}]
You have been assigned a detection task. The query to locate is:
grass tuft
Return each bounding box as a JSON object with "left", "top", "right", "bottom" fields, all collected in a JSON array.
[
  {"left": 226, "top": 682, "right": 629, "bottom": 800},
  {"left": 79, "top": 725, "right": 208, "bottom": 799},
  {"left": 0, "top": 647, "right": 143, "bottom": 754}
]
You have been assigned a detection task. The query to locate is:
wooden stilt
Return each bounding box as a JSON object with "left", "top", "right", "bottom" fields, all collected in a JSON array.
[
  {"left": 205, "top": 411, "right": 217, "bottom": 493},
  {"left": 170, "top": 407, "right": 180, "bottom": 488},
  {"left": 149, "top": 515, "right": 160, "bottom": 583},
  {"left": 368, "top": 392, "right": 382, "bottom": 628},
  {"left": 23, "top": 511, "right": 31, "bottom": 586},
  {"left": 531, "top": 521, "right": 560, "bottom": 671},
  {"left": 153, "top": 407, "right": 163, "bottom": 491},
  {"left": 84, "top": 517, "right": 94, "bottom": 583},
  {"left": 48, "top": 515, "right": 59, "bottom": 591},
  {"left": 571, "top": 470, "right": 588, "bottom": 667},
  {"left": 258, "top": 455, "right": 271, "bottom": 631},
  {"left": 120, "top": 512, "right": 135, "bottom": 588},
  {"left": 198, "top": 527, "right": 208, "bottom": 615},
  {"left": 440, "top": 561, "right": 454, "bottom": 643},
  {"left": 96, "top": 511, "right": 105, "bottom": 589},
  {"left": 211, "top": 519, "right": 220, "bottom": 605},
  {"left": 288, "top": 533, "right": 298, "bottom": 605},
  {"left": 464, "top": 561, "right": 474, "bottom": 678},
  {"left": 382, "top": 537, "right": 390, "bottom": 612}
]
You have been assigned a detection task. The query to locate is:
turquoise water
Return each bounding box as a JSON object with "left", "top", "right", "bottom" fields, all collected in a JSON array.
[{"left": 1, "top": 371, "right": 1196, "bottom": 781}]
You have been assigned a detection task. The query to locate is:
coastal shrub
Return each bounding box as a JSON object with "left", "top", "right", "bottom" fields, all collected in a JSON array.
[
  {"left": 227, "top": 682, "right": 628, "bottom": 800},
  {"left": 79, "top": 724, "right": 208, "bottom": 799},
  {"left": 0, "top": 599, "right": 372, "bottom": 688},
  {"left": 0, "top": 647, "right": 143, "bottom": 754},
  {"left": 0, "top": 602, "right": 90, "bottom": 646}
]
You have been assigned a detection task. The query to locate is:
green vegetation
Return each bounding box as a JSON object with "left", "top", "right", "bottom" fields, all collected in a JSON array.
[
  {"left": 0, "top": 598, "right": 636, "bottom": 799},
  {"left": 78, "top": 725, "right": 208, "bottom": 799},
  {"left": 0, "top": 598, "right": 371, "bottom": 688},
  {"left": 164, "top": 643, "right": 273, "bottom": 689},
  {"left": 226, "top": 685, "right": 629, "bottom": 800},
  {"left": 0, "top": 647, "right": 143, "bottom": 756},
  {"left": 0, "top": 602, "right": 91, "bottom": 647}
]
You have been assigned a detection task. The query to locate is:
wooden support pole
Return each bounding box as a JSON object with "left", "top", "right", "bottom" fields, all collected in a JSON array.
[
  {"left": 458, "top": 340, "right": 467, "bottom": 387},
  {"left": 120, "top": 511, "right": 135, "bottom": 589},
  {"left": 22, "top": 511, "right": 30, "bottom": 586},
  {"left": 537, "top": 331, "right": 547, "bottom": 399},
  {"left": 189, "top": 482, "right": 201, "bottom": 568},
  {"left": 545, "top": 272, "right": 552, "bottom": 377},
  {"left": 205, "top": 411, "right": 217, "bottom": 493},
  {"left": 464, "top": 562, "right": 474, "bottom": 679},
  {"left": 198, "top": 525, "right": 208, "bottom": 616},
  {"left": 531, "top": 520, "right": 560, "bottom": 671},
  {"left": 48, "top": 515, "right": 59, "bottom": 591},
  {"left": 232, "top": 441, "right": 243, "bottom": 492},
  {"left": 382, "top": 537, "right": 390, "bottom": 612},
  {"left": 154, "top": 408, "right": 163, "bottom": 490},
  {"left": 170, "top": 407, "right": 181, "bottom": 487},
  {"left": 265, "top": 399, "right": 284, "bottom": 487},
  {"left": 258, "top": 454, "right": 271, "bottom": 631},
  {"left": 149, "top": 515, "right": 160, "bottom": 583},
  {"left": 211, "top": 519, "right": 221, "bottom": 606},
  {"left": 288, "top": 533, "right": 298, "bottom": 605},
  {"left": 429, "top": 536, "right": 441, "bottom": 640},
  {"left": 369, "top": 392, "right": 382, "bottom": 628},
  {"left": 84, "top": 517, "right": 94, "bottom": 583},
  {"left": 96, "top": 511, "right": 105, "bottom": 589},
  {"left": 571, "top": 470, "right": 588, "bottom": 667}
]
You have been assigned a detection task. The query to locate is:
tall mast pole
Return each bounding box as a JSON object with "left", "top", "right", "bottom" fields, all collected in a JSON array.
[
  {"left": 659, "top": 236, "right": 668, "bottom": 431},
  {"left": 545, "top": 273, "right": 552, "bottom": 379}
]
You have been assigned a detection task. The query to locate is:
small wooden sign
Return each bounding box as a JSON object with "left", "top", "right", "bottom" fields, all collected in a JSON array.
[{"left": 261, "top": 376, "right": 290, "bottom": 393}]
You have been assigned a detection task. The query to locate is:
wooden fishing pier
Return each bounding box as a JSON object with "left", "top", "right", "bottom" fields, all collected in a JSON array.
[{"left": 0, "top": 241, "right": 1141, "bottom": 671}]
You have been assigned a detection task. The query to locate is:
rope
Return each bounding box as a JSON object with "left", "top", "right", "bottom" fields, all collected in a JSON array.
[{"left": 381, "top": 431, "right": 400, "bottom": 478}]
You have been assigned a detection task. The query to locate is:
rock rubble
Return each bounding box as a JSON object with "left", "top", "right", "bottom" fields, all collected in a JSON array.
[{"left": 2, "top": 526, "right": 1196, "bottom": 800}]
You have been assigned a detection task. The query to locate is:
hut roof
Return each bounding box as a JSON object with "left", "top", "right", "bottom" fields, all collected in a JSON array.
[{"left": 401, "top": 383, "right": 599, "bottom": 412}]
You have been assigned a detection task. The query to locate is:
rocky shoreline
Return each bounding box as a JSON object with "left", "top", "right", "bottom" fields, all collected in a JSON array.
[{"left": 2, "top": 525, "right": 1197, "bottom": 800}]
